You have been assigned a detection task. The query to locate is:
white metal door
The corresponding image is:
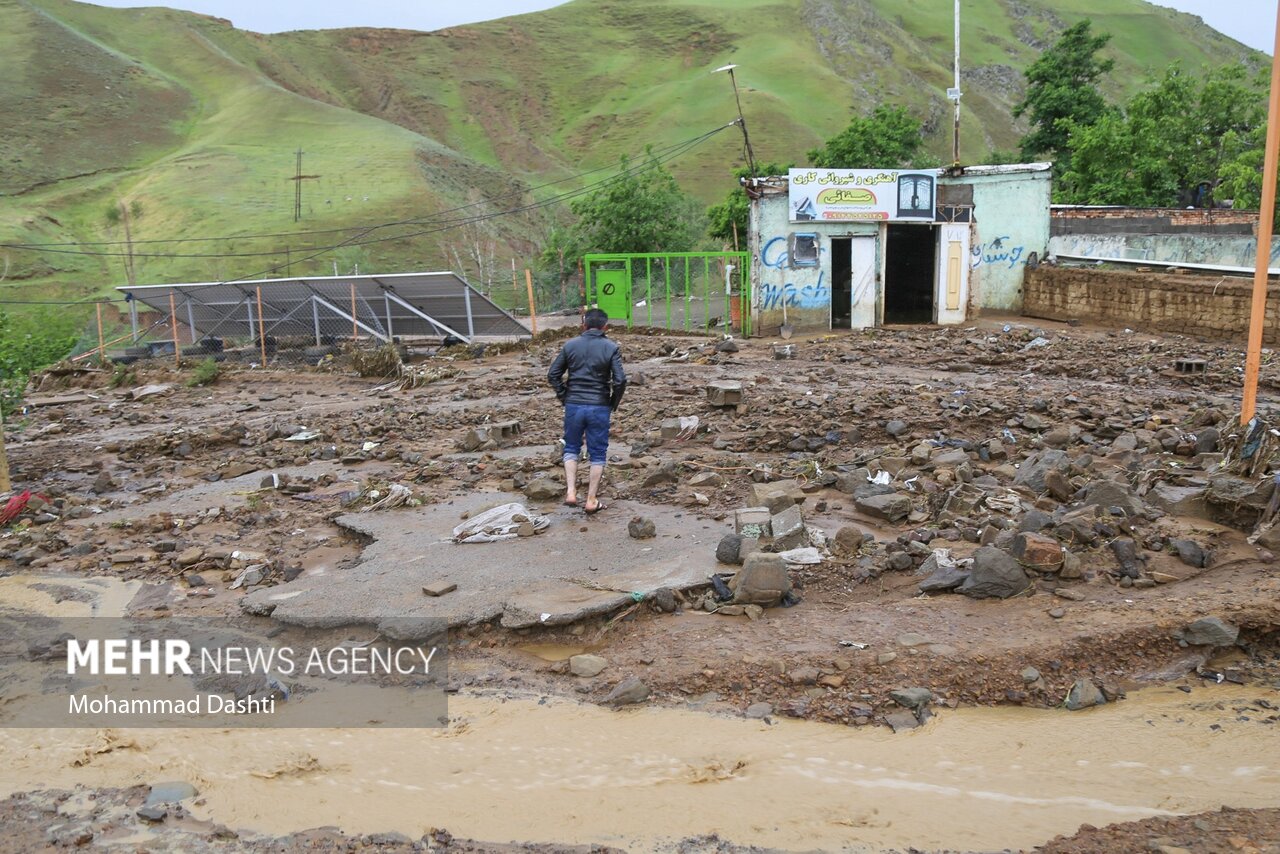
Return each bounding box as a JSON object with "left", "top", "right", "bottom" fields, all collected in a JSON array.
[
  {"left": 935, "top": 223, "right": 969, "bottom": 324},
  {"left": 849, "top": 236, "right": 877, "bottom": 329}
]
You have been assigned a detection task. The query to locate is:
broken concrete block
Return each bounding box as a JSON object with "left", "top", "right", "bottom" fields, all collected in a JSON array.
[
  {"left": 706, "top": 380, "right": 743, "bottom": 407},
  {"left": 660, "top": 418, "right": 683, "bottom": 440},
  {"left": 422, "top": 581, "right": 458, "bottom": 597},
  {"left": 731, "top": 553, "right": 792, "bottom": 606},
  {"left": 751, "top": 479, "right": 804, "bottom": 513},
  {"left": 734, "top": 507, "right": 772, "bottom": 538},
  {"left": 770, "top": 504, "right": 807, "bottom": 550}
]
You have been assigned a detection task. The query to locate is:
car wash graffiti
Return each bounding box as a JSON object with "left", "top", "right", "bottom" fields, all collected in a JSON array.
[
  {"left": 970, "top": 236, "right": 1033, "bottom": 270},
  {"left": 759, "top": 236, "right": 829, "bottom": 309},
  {"left": 759, "top": 276, "right": 830, "bottom": 310}
]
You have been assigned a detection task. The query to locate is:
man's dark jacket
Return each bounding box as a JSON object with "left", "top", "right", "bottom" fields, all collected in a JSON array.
[{"left": 547, "top": 328, "right": 627, "bottom": 409}]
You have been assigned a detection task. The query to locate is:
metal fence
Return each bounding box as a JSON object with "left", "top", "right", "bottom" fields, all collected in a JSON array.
[{"left": 582, "top": 252, "right": 751, "bottom": 336}]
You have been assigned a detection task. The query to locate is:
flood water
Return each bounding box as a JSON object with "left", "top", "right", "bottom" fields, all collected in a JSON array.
[{"left": 0, "top": 574, "right": 1276, "bottom": 851}]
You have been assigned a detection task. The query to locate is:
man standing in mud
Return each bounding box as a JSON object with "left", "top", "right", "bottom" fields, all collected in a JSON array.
[{"left": 547, "top": 308, "right": 626, "bottom": 514}]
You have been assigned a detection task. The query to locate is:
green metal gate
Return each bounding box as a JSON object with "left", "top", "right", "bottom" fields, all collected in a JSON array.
[{"left": 583, "top": 252, "right": 751, "bottom": 336}]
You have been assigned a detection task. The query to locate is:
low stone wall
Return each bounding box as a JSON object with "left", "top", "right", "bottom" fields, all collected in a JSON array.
[{"left": 1022, "top": 266, "right": 1280, "bottom": 344}]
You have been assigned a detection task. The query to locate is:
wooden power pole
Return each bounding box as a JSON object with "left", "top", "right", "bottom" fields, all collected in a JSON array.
[
  {"left": 289, "top": 148, "right": 321, "bottom": 222},
  {"left": 1242, "top": 3, "right": 1280, "bottom": 424}
]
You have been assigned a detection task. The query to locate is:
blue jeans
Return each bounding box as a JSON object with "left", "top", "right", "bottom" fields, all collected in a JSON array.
[{"left": 563, "top": 404, "right": 611, "bottom": 466}]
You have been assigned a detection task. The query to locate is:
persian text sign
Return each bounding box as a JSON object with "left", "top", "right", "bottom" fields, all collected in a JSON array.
[{"left": 788, "top": 169, "right": 941, "bottom": 223}]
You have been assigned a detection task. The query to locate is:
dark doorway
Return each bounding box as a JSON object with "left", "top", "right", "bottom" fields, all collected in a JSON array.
[
  {"left": 831, "top": 238, "right": 852, "bottom": 329},
  {"left": 884, "top": 224, "right": 936, "bottom": 324}
]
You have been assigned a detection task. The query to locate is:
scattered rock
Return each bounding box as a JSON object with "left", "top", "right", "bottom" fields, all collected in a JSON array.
[
  {"left": 957, "top": 547, "right": 1030, "bottom": 599},
  {"left": 855, "top": 492, "right": 911, "bottom": 522},
  {"left": 745, "top": 702, "right": 773, "bottom": 720},
  {"left": 1065, "top": 678, "right": 1105, "bottom": 710},
  {"left": 889, "top": 687, "right": 932, "bottom": 710},
  {"left": 605, "top": 677, "right": 650, "bottom": 706},
  {"left": 422, "top": 581, "right": 457, "bottom": 597},
  {"left": 627, "top": 516, "right": 656, "bottom": 539},
  {"left": 569, "top": 654, "right": 607, "bottom": 678},
  {"left": 731, "top": 553, "right": 792, "bottom": 607},
  {"left": 1178, "top": 617, "right": 1239, "bottom": 647}
]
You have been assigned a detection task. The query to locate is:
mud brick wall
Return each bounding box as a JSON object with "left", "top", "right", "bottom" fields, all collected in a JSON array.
[
  {"left": 1051, "top": 207, "right": 1258, "bottom": 235},
  {"left": 1022, "top": 267, "right": 1280, "bottom": 345}
]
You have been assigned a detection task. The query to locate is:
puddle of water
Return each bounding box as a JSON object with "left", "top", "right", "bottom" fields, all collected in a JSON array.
[
  {"left": 0, "top": 685, "right": 1276, "bottom": 851},
  {"left": 517, "top": 642, "right": 591, "bottom": 662},
  {"left": 0, "top": 575, "right": 140, "bottom": 619}
]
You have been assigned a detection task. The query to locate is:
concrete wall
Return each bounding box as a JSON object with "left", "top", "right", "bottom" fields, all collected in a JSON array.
[
  {"left": 964, "top": 170, "right": 1053, "bottom": 311},
  {"left": 746, "top": 166, "right": 1052, "bottom": 330},
  {"left": 748, "top": 186, "right": 878, "bottom": 332},
  {"left": 1023, "top": 266, "right": 1280, "bottom": 344},
  {"left": 1049, "top": 232, "right": 1280, "bottom": 270},
  {"left": 1048, "top": 205, "right": 1277, "bottom": 269}
]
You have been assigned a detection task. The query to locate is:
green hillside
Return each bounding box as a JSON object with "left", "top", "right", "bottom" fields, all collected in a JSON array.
[{"left": 0, "top": 0, "right": 1262, "bottom": 306}]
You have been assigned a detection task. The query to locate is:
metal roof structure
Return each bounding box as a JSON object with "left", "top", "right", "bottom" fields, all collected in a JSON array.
[{"left": 118, "top": 272, "right": 529, "bottom": 345}]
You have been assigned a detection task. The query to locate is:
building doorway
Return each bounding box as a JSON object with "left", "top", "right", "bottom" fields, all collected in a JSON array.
[
  {"left": 884, "top": 224, "right": 937, "bottom": 324},
  {"left": 831, "top": 238, "right": 851, "bottom": 329}
]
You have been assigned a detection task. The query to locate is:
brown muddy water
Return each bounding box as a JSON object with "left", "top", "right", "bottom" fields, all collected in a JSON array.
[{"left": 0, "top": 574, "right": 1277, "bottom": 851}]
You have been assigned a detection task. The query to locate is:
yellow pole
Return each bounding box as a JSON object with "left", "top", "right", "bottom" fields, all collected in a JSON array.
[
  {"left": 350, "top": 282, "right": 358, "bottom": 341},
  {"left": 168, "top": 292, "right": 182, "bottom": 367},
  {"left": 0, "top": 408, "right": 10, "bottom": 494},
  {"left": 1242, "top": 2, "right": 1280, "bottom": 424},
  {"left": 95, "top": 302, "right": 105, "bottom": 364},
  {"left": 525, "top": 268, "right": 538, "bottom": 336},
  {"left": 256, "top": 286, "right": 267, "bottom": 366}
]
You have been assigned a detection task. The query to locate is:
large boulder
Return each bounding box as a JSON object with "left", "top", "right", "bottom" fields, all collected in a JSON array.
[
  {"left": 731, "top": 553, "right": 792, "bottom": 606},
  {"left": 1011, "top": 532, "right": 1064, "bottom": 572},
  {"left": 1178, "top": 617, "right": 1239, "bottom": 647},
  {"left": 1013, "top": 450, "right": 1069, "bottom": 494},
  {"left": 855, "top": 493, "right": 912, "bottom": 523},
  {"left": 957, "top": 547, "right": 1030, "bottom": 600},
  {"left": 1080, "top": 479, "right": 1146, "bottom": 516},
  {"left": 1146, "top": 482, "right": 1209, "bottom": 519}
]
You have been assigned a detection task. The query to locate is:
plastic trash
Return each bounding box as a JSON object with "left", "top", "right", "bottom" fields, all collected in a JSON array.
[
  {"left": 870, "top": 470, "right": 891, "bottom": 485},
  {"left": 452, "top": 503, "right": 550, "bottom": 543}
]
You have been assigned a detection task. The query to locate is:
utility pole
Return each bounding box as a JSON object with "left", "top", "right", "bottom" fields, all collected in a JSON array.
[
  {"left": 1241, "top": 1, "right": 1280, "bottom": 424},
  {"left": 714, "top": 64, "right": 757, "bottom": 178},
  {"left": 289, "top": 148, "right": 321, "bottom": 222},
  {"left": 949, "top": 0, "right": 962, "bottom": 166}
]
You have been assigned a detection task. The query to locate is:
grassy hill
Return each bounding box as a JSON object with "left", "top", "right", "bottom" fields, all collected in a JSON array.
[{"left": 0, "top": 0, "right": 1262, "bottom": 308}]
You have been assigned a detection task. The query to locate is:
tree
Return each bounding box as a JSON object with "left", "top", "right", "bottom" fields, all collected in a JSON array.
[
  {"left": 807, "top": 106, "right": 928, "bottom": 169},
  {"left": 706, "top": 162, "right": 793, "bottom": 247},
  {"left": 539, "top": 151, "right": 703, "bottom": 278},
  {"left": 1014, "top": 20, "right": 1114, "bottom": 166},
  {"left": 1056, "top": 64, "right": 1265, "bottom": 207}
]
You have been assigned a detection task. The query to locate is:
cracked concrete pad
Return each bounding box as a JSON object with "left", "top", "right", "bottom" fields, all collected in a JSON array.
[{"left": 243, "top": 492, "right": 717, "bottom": 637}]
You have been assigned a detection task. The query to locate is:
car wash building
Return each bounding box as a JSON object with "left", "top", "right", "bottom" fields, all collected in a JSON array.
[{"left": 746, "top": 163, "right": 1051, "bottom": 332}]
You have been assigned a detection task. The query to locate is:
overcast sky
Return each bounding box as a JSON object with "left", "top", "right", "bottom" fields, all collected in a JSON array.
[{"left": 87, "top": 0, "right": 1274, "bottom": 53}]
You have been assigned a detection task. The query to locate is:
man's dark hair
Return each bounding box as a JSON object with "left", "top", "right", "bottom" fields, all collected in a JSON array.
[{"left": 583, "top": 308, "right": 608, "bottom": 329}]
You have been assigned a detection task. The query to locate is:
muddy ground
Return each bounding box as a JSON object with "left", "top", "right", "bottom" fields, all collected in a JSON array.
[{"left": 1, "top": 317, "right": 1279, "bottom": 851}]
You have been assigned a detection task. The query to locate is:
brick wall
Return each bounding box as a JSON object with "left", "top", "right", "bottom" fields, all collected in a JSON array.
[
  {"left": 1050, "top": 207, "right": 1258, "bottom": 236},
  {"left": 1023, "top": 267, "right": 1280, "bottom": 344}
]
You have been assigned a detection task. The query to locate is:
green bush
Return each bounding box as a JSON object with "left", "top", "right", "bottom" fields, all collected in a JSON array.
[
  {"left": 0, "top": 307, "right": 81, "bottom": 416},
  {"left": 186, "top": 357, "right": 220, "bottom": 387}
]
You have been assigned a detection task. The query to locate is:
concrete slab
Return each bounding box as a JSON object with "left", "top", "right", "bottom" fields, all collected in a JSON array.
[
  {"left": 69, "top": 462, "right": 364, "bottom": 525},
  {"left": 243, "top": 492, "right": 720, "bottom": 637}
]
